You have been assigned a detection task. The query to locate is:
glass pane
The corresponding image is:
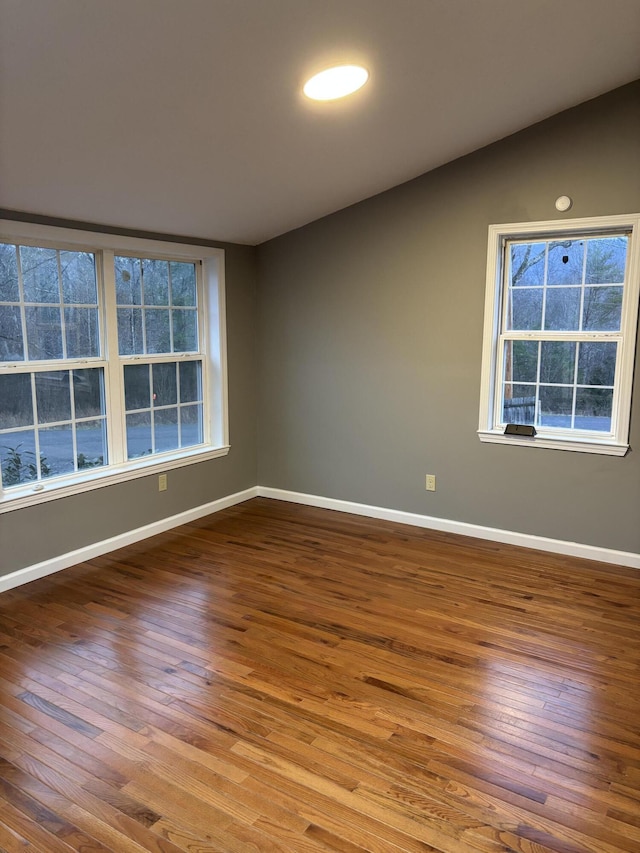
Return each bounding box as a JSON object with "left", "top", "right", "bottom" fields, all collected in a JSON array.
[
  {"left": 0, "top": 373, "right": 33, "bottom": 428},
  {"left": 0, "top": 305, "right": 24, "bottom": 361},
  {"left": 115, "top": 257, "right": 142, "bottom": 305},
  {"left": 124, "top": 364, "right": 150, "bottom": 411},
  {"left": 581, "top": 286, "right": 622, "bottom": 331},
  {"left": 126, "top": 411, "right": 152, "bottom": 459},
  {"left": 170, "top": 262, "right": 197, "bottom": 306},
  {"left": 509, "top": 242, "right": 545, "bottom": 287},
  {"left": 502, "top": 385, "right": 536, "bottom": 424},
  {"left": 586, "top": 236, "right": 627, "bottom": 284},
  {"left": 540, "top": 341, "right": 575, "bottom": 385},
  {"left": 25, "top": 305, "right": 63, "bottom": 360},
  {"left": 539, "top": 386, "right": 573, "bottom": 428},
  {"left": 60, "top": 251, "right": 97, "bottom": 304},
  {"left": 0, "top": 430, "right": 37, "bottom": 486},
  {"left": 20, "top": 246, "right": 60, "bottom": 303},
  {"left": 179, "top": 360, "right": 201, "bottom": 403},
  {"left": 117, "top": 307, "right": 143, "bottom": 355},
  {"left": 577, "top": 342, "right": 616, "bottom": 387},
  {"left": 509, "top": 289, "right": 542, "bottom": 330},
  {"left": 35, "top": 371, "right": 72, "bottom": 424},
  {"left": 155, "top": 407, "right": 179, "bottom": 453},
  {"left": 65, "top": 307, "right": 100, "bottom": 358},
  {"left": 180, "top": 404, "right": 203, "bottom": 446},
  {"left": 508, "top": 340, "right": 538, "bottom": 383},
  {"left": 171, "top": 309, "right": 197, "bottom": 352},
  {"left": 575, "top": 389, "right": 613, "bottom": 432},
  {"left": 145, "top": 309, "right": 171, "bottom": 354},
  {"left": 38, "top": 424, "right": 74, "bottom": 478},
  {"left": 152, "top": 362, "right": 177, "bottom": 406},
  {"left": 546, "top": 240, "right": 584, "bottom": 286},
  {"left": 0, "top": 244, "right": 19, "bottom": 301},
  {"left": 73, "top": 368, "right": 105, "bottom": 419},
  {"left": 142, "top": 260, "right": 169, "bottom": 305},
  {"left": 544, "top": 288, "right": 580, "bottom": 331},
  {"left": 76, "top": 419, "right": 107, "bottom": 469}
]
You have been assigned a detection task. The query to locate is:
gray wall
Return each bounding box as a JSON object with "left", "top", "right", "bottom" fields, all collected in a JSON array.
[
  {"left": 1, "top": 230, "right": 258, "bottom": 575},
  {"left": 257, "top": 81, "right": 640, "bottom": 554}
]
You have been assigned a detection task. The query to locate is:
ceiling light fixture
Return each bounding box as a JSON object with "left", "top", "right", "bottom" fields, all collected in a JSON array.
[{"left": 303, "top": 65, "right": 369, "bottom": 101}]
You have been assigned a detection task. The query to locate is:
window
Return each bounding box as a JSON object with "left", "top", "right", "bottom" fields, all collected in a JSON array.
[
  {"left": 479, "top": 214, "right": 640, "bottom": 455},
  {"left": 0, "top": 221, "right": 228, "bottom": 511}
]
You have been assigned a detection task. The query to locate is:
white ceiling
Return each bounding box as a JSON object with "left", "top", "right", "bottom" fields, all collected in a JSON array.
[{"left": 1, "top": 0, "right": 639, "bottom": 245}]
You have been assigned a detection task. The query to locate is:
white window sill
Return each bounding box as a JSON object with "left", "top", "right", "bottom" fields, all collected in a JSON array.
[
  {"left": 478, "top": 430, "right": 628, "bottom": 456},
  {"left": 0, "top": 445, "right": 230, "bottom": 513}
]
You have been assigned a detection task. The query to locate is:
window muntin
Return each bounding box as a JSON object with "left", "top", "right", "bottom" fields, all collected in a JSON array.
[
  {"left": 479, "top": 215, "right": 640, "bottom": 455},
  {"left": 0, "top": 222, "right": 227, "bottom": 508}
]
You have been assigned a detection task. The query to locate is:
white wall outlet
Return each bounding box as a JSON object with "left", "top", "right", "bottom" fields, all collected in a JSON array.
[
  {"left": 425, "top": 474, "right": 436, "bottom": 492},
  {"left": 158, "top": 473, "right": 168, "bottom": 492}
]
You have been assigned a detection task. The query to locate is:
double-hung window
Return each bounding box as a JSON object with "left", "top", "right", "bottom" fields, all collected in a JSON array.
[
  {"left": 0, "top": 221, "right": 228, "bottom": 510},
  {"left": 479, "top": 214, "right": 640, "bottom": 455}
]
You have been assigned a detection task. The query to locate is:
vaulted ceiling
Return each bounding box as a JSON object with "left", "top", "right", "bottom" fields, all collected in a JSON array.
[{"left": 1, "top": 0, "right": 639, "bottom": 244}]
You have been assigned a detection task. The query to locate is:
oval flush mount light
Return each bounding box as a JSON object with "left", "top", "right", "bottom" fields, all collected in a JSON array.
[{"left": 303, "top": 65, "right": 369, "bottom": 101}]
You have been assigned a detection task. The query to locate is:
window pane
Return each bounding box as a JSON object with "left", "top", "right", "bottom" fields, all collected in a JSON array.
[
  {"left": 508, "top": 340, "right": 538, "bottom": 383},
  {"left": 152, "top": 362, "right": 177, "bottom": 406},
  {"left": 179, "top": 361, "right": 201, "bottom": 403},
  {"left": 76, "top": 419, "right": 107, "bottom": 469},
  {"left": 35, "top": 371, "right": 71, "bottom": 424},
  {"left": 586, "top": 237, "right": 627, "bottom": 284},
  {"left": 0, "top": 305, "right": 24, "bottom": 361},
  {"left": 540, "top": 341, "right": 575, "bottom": 385},
  {"left": 142, "top": 260, "right": 169, "bottom": 305},
  {"left": 539, "top": 386, "right": 573, "bottom": 428},
  {"left": 502, "top": 385, "right": 536, "bottom": 424},
  {"left": 20, "top": 246, "right": 60, "bottom": 303},
  {"left": 0, "top": 430, "right": 37, "bottom": 486},
  {"left": 155, "top": 407, "right": 178, "bottom": 452},
  {"left": 0, "top": 373, "right": 33, "bottom": 428},
  {"left": 65, "top": 307, "right": 100, "bottom": 358},
  {"left": 38, "top": 425, "right": 74, "bottom": 478},
  {"left": 60, "top": 251, "right": 97, "bottom": 304},
  {"left": 577, "top": 342, "right": 616, "bottom": 387},
  {"left": 115, "top": 257, "right": 142, "bottom": 305},
  {"left": 575, "top": 389, "right": 613, "bottom": 432},
  {"left": 544, "top": 288, "right": 580, "bottom": 331},
  {"left": 117, "top": 307, "right": 143, "bottom": 355},
  {"left": 170, "top": 262, "right": 197, "bottom": 306},
  {"left": 73, "top": 368, "right": 105, "bottom": 419},
  {"left": 582, "top": 286, "right": 622, "bottom": 331},
  {"left": 124, "top": 364, "right": 150, "bottom": 411},
  {"left": 145, "top": 309, "right": 171, "bottom": 354},
  {"left": 25, "top": 305, "right": 63, "bottom": 359},
  {"left": 126, "top": 411, "right": 152, "bottom": 459},
  {"left": 509, "top": 289, "right": 542, "bottom": 330},
  {"left": 547, "top": 240, "right": 584, "bottom": 285},
  {"left": 171, "top": 309, "right": 197, "bottom": 352},
  {"left": 0, "top": 244, "right": 19, "bottom": 301}
]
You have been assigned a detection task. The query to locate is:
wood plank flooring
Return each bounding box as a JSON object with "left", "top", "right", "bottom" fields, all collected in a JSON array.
[{"left": 0, "top": 497, "right": 639, "bottom": 852}]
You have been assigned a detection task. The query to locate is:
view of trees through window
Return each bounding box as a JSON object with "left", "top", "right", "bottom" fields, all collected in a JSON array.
[{"left": 502, "top": 235, "right": 628, "bottom": 432}]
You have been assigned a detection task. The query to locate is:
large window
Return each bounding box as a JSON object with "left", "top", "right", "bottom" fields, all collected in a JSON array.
[
  {"left": 478, "top": 214, "right": 640, "bottom": 455},
  {"left": 0, "top": 221, "right": 228, "bottom": 511}
]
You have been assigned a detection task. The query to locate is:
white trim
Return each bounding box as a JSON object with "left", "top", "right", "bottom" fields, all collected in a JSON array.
[
  {"left": 477, "top": 430, "right": 628, "bottom": 456},
  {"left": 0, "top": 486, "right": 259, "bottom": 593},
  {"left": 257, "top": 487, "right": 640, "bottom": 570}
]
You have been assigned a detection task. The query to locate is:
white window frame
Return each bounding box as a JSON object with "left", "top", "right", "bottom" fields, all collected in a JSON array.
[
  {"left": 0, "top": 220, "right": 229, "bottom": 512},
  {"left": 478, "top": 213, "right": 640, "bottom": 456}
]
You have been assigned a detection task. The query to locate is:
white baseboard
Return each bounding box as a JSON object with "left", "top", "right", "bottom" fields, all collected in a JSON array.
[
  {"left": 257, "top": 486, "right": 640, "bottom": 570},
  {"left": 0, "top": 486, "right": 259, "bottom": 594},
  {"left": 4, "top": 483, "right": 638, "bottom": 593}
]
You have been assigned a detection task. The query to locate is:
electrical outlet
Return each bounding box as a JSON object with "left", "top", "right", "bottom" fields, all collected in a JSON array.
[
  {"left": 425, "top": 474, "right": 436, "bottom": 492},
  {"left": 158, "top": 473, "right": 168, "bottom": 492}
]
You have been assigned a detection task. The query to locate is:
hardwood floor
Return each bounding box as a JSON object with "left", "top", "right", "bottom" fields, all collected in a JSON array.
[{"left": 0, "top": 497, "right": 639, "bottom": 853}]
